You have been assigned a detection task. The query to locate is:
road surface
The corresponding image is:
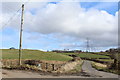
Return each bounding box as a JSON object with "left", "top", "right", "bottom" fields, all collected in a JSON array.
[
  {"left": 2, "top": 69, "right": 86, "bottom": 78},
  {"left": 2, "top": 60, "right": 119, "bottom": 78}
]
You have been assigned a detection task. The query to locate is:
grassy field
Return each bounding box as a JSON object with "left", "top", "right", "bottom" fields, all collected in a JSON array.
[
  {"left": 76, "top": 53, "right": 110, "bottom": 59},
  {"left": 58, "top": 52, "right": 78, "bottom": 55},
  {"left": 1, "top": 49, "right": 73, "bottom": 61},
  {"left": 92, "top": 52, "right": 111, "bottom": 56},
  {"left": 57, "top": 52, "right": 110, "bottom": 59},
  {"left": 2, "top": 49, "right": 111, "bottom": 61}
]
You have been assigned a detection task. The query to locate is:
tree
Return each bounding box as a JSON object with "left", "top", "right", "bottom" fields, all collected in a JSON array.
[{"left": 9, "top": 47, "right": 15, "bottom": 50}]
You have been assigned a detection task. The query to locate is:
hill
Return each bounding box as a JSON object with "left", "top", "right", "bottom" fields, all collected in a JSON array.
[{"left": 1, "top": 49, "right": 72, "bottom": 61}]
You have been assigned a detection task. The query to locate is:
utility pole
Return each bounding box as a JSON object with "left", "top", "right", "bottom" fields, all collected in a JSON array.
[
  {"left": 86, "top": 38, "right": 90, "bottom": 53},
  {"left": 19, "top": 4, "right": 24, "bottom": 65}
]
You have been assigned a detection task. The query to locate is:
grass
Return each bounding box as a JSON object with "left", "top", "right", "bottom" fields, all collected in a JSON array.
[
  {"left": 2, "top": 49, "right": 110, "bottom": 61},
  {"left": 92, "top": 62, "right": 120, "bottom": 75},
  {"left": 57, "top": 52, "right": 77, "bottom": 55},
  {"left": 76, "top": 53, "right": 110, "bottom": 59},
  {"left": 58, "top": 52, "right": 110, "bottom": 59},
  {"left": 1, "top": 49, "right": 72, "bottom": 61},
  {"left": 97, "top": 59, "right": 114, "bottom": 62},
  {"left": 70, "top": 62, "right": 83, "bottom": 73},
  {"left": 92, "top": 62, "right": 107, "bottom": 71},
  {"left": 93, "top": 52, "right": 111, "bottom": 56},
  {"left": 67, "top": 61, "right": 83, "bottom": 73}
]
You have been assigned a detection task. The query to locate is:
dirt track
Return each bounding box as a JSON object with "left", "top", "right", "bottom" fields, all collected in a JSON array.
[{"left": 2, "top": 60, "right": 119, "bottom": 78}]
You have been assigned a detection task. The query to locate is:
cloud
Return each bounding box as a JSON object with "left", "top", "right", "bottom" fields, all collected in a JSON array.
[
  {"left": 1, "top": 0, "right": 119, "bottom": 2},
  {"left": 1, "top": 2, "right": 118, "bottom": 48}
]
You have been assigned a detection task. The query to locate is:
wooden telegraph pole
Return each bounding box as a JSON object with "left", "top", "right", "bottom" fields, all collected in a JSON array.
[{"left": 19, "top": 4, "right": 24, "bottom": 65}]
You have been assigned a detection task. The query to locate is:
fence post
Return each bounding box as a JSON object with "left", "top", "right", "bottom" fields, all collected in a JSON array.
[
  {"left": 46, "top": 63, "right": 48, "bottom": 70},
  {"left": 52, "top": 64, "right": 55, "bottom": 71}
]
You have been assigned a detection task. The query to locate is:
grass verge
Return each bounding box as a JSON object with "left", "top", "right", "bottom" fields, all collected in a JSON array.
[
  {"left": 67, "top": 60, "right": 83, "bottom": 73},
  {"left": 92, "top": 62, "right": 120, "bottom": 75}
]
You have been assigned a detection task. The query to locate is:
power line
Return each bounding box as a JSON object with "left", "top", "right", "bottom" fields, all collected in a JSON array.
[
  {"left": 2, "top": 8, "right": 21, "bottom": 27},
  {"left": 2, "top": 0, "right": 30, "bottom": 28}
]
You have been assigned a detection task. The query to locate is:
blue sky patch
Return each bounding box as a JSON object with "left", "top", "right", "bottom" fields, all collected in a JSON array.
[{"left": 80, "top": 2, "right": 118, "bottom": 15}]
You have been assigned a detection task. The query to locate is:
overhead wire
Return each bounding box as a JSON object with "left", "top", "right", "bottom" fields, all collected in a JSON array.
[{"left": 2, "top": 0, "right": 31, "bottom": 28}]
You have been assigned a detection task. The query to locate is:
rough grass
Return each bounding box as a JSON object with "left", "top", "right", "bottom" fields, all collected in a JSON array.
[
  {"left": 1, "top": 49, "right": 72, "bottom": 61},
  {"left": 68, "top": 61, "right": 83, "bottom": 73},
  {"left": 92, "top": 62, "right": 107, "bottom": 71},
  {"left": 97, "top": 59, "right": 114, "bottom": 62},
  {"left": 92, "top": 62, "right": 120, "bottom": 75}
]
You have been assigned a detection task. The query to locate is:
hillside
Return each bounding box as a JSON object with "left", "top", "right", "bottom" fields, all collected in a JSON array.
[{"left": 1, "top": 49, "right": 73, "bottom": 61}]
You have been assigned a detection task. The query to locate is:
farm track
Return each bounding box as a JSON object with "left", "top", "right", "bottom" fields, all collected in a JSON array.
[{"left": 81, "top": 60, "right": 119, "bottom": 78}]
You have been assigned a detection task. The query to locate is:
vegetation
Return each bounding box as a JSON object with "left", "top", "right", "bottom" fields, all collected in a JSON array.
[
  {"left": 92, "top": 52, "right": 111, "bottom": 56},
  {"left": 67, "top": 61, "right": 83, "bottom": 73},
  {"left": 96, "top": 59, "right": 114, "bottom": 63},
  {"left": 57, "top": 52, "right": 78, "bottom": 55},
  {"left": 92, "top": 62, "right": 107, "bottom": 70},
  {"left": 76, "top": 53, "right": 110, "bottom": 59},
  {"left": 58, "top": 52, "right": 110, "bottom": 59},
  {"left": 92, "top": 61, "right": 120, "bottom": 75},
  {"left": 91, "top": 51, "right": 120, "bottom": 75},
  {"left": 2, "top": 49, "right": 72, "bottom": 61},
  {"left": 109, "top": 53, "right": 120, "bottom": 71},
  {"left": 2, "top": 64, "right": 39, "bottom": 71}
]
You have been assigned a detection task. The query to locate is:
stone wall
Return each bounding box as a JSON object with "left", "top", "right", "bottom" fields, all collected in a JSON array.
[
  {"left": 1, "top": 59, "right": 66, "bottom": 72},
  {"left": 1, "top": 59, "right": 82, "bottom": 73}
]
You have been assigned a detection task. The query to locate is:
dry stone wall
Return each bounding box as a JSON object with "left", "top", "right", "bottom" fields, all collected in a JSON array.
[{"left": 2, "top": 59, "right": 82, "bottom": 73}]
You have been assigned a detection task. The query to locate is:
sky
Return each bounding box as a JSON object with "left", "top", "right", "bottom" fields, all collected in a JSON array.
[{"left": 1, "top": 0, "right": 119, "bottom": 51}]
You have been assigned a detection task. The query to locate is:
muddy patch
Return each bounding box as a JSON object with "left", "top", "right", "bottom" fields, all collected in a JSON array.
[{"left": 2, "top": 72, "right": 7, "bottom": 75}]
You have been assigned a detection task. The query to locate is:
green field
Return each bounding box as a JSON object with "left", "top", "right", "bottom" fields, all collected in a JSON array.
[
  {"left": 92, "top": 52, "right": 111, "bottom": 56},
  {"left": 57, "top": 52, "right": 110, "bottom": 59},
  {"left": 1, "top": 49, "right": 111, "bottom": 61},
  {"left": 76, "top": 53, "right": 110, "bottom": 59},
  {"left": 1, "top": 49, "right": 73, "bottom": 61},
  {"left": 58, "top": 52, "right": 78, "bottom": 55}
]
